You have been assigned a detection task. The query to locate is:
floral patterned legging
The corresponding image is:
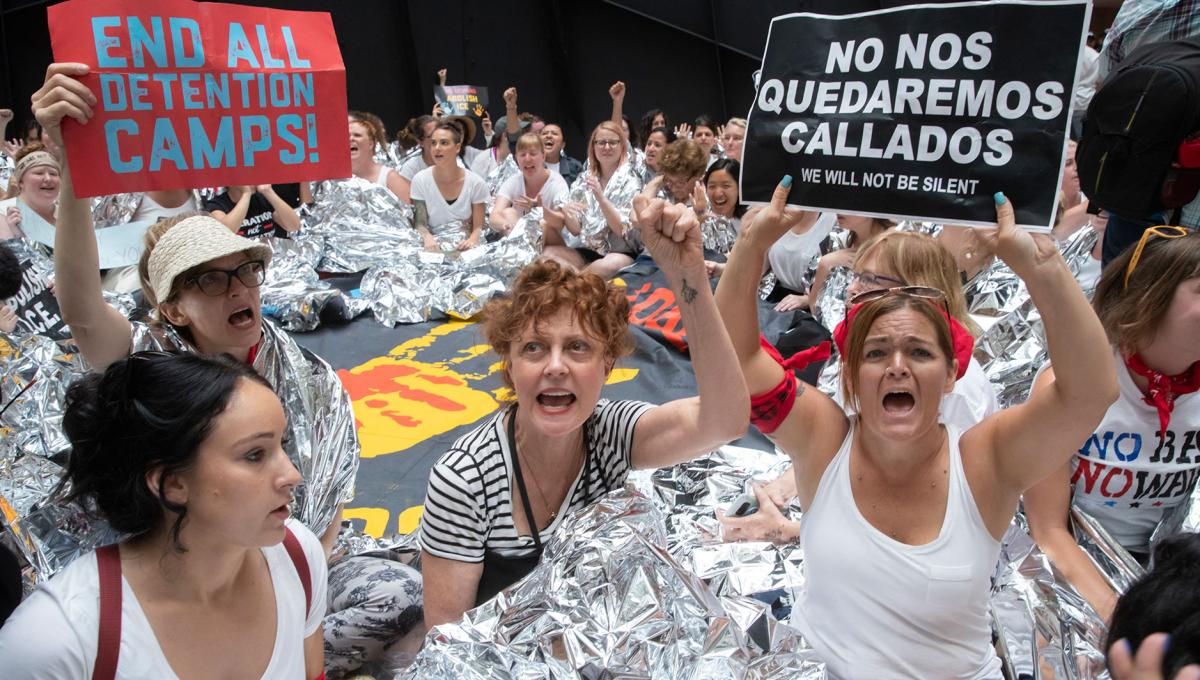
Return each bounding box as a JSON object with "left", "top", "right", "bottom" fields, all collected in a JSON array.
[{"left": 324, "top": 556, "right": 424, "bottom": 678}]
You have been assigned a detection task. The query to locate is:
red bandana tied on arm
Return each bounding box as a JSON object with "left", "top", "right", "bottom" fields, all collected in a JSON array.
[{"left": 1123, "top": 354, "right": 1200, "bottom": 437}]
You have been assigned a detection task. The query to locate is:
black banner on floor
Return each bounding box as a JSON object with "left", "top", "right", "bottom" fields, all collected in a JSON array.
[{"left": 741, "top": 0, "right": 1090, "bottom": 231}]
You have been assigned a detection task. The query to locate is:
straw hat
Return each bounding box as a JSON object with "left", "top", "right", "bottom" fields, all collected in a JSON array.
[{"left": 147, "top": 215, "right": 272, "bottom": 303}]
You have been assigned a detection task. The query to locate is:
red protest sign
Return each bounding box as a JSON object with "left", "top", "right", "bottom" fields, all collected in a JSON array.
[{"left": 48, "top": 0, "right": 350, "bottom": 198}]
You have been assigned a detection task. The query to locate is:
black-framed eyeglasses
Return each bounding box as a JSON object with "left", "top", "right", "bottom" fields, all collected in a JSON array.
[
  {"left": 850, "top": 270, "right": 904, "bottom": 290},
  {"left": 184, "top": 260, "right": 266, "bottom": 296},
  {"left": 848, "top": 285, "right": 950, "bottom": 316}
]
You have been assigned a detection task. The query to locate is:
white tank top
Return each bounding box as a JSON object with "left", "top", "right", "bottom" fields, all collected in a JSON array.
[
  {"left": 374, "top": 167, "right": 394, "bottom": 188},
  {"left": 794, "top": 424, "right": 1003, "bottom": 679},
  {"left": 1070, "top": 350, "right": 1200, "bottom": 552}
]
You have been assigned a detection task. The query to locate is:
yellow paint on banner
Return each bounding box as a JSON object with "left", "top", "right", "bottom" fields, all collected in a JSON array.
[
  {"left": 342, "top": 507, "right": 389, "bottom": 538},
  {"left": 397, "top": 505, "right": 425, "bottom": 534},
  {"left": 605, "top": 367, "right": 639, "bottom": 385},
  {"left": 337, "top": 321, "right": 505, "bottom": 458}
]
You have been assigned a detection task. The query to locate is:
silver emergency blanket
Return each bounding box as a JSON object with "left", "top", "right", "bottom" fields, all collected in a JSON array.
[
  {"left": 404, "top": 445, "right": 827, "bottom": 679},
  {"left": 90, "top": 192, "right": 141, "bottom": 228},
  {"left": 257, "top": 235, "right": 369, "bottom": 332},
  {"left": 90, "top": 190, "right": 209, "bottom": 228},
  {"left": 1, "top": 311, "right": 358, "bottom": 587},
  {"left": 361, "top": 214, "right": 541, "bottom": 327},
  {"left": 969, "top": 228, "right": 1100, "bottom": 408},
  {"left": 701, "top": 215, "right": 740, "bottom": 255},
  {"left": 1150, "top": 482, "right": 1200, "bottom": 554},
  {"left": 0, "top": 151, "right": 13, "bottom": 190},
  {"left": 991, "top": 513, "right": 1113, "bottom": 679},
  {"left": 485, "top": 155, "right": 519, "bottom": 199},
  {"left": 304, "top": 176, "right": 420, "bottom": 272},
  {"left": 0, "top": 332, "right": 115, "bottom": 589},
  {"left": 812, "top": 265, "right": 853, "bottom": 333},
  {"left": 564, "top": 162, "right": 643, "bottom": 255}
]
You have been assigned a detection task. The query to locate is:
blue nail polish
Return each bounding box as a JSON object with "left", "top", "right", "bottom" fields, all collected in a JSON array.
[
  {"left": 1164, "top": 634, "right": 1172, "bottom": 654},
  {"left": 993, "top": 192, "right": 1006, "bottom": 205},
  {"left": 1124, "top": 639, "right": 1134, "bottom": 656},
  {"left": 781, "top": 175, "right": 793, "bottom": 188}
]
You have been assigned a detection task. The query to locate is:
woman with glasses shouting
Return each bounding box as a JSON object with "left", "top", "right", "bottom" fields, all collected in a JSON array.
[
  {"left": 714, "top": 178, "right": 1117, "bottom": 679},
  {"left": 1025, "top": 226, "right": 1200, "bottom": 622},
  {"left": 33, "top": 63, "right": 422, "bottom": 678}
]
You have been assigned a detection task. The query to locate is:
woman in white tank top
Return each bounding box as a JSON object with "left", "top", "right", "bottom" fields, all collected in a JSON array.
[
  {"left": 349, "top": 111, "right": 404, "bottom": 200},
  {"left": 1025, "top": 227, "right": 1200, "bottom": 621},
  {"left": 714, "top": 180, "right": 1118, "bottom": 679}
]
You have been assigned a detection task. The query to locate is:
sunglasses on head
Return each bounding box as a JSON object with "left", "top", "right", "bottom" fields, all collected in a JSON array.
[
  {"left": 1123, "top": 226, "right": 1190, "bottom": 289},
  {"left": 848, "top": 285, "right": 950, "bottom": 317}
]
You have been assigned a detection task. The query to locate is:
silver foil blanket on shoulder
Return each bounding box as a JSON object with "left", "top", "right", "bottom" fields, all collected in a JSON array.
[{"left": 0, "top": 316, "right": 359, "bottom": 590}]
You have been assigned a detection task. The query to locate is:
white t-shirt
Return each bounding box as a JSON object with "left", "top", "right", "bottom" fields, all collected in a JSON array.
[
  {"left": 469, "top": 149, "right": 498, "bottom": 179},
  {"left": 1069, "top": 351, "right": 1200, "bottom": 552},
  {"left": 497, "top": 171, "right": 568, "bottom": 216},
  {"left": 398, "top": 154, "right": 428, "bottom": 181},
  {"left": 131, "top": 193, "right": 198, "bottom": 224},
  {"left": 768, "top": 212, "right": 836, "bottom": 292},
  {"left": 409, "top": 168, "right": 489, "bottom": 228},
  {"left": 0, "top": 519, "right": 327, "bottom": 679}
]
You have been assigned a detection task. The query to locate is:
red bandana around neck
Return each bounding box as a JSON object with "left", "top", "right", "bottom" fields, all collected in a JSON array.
[{"left": 1123, "top": 353, "right": 1200, "bottom": 436}]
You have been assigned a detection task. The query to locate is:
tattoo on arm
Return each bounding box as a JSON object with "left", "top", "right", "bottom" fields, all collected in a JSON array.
[
  {"left": 680, "top": 277, "right": 698, "bottom": 304},
  {"left": 412, "top": 199, "right": 429, "bottom": 231}
]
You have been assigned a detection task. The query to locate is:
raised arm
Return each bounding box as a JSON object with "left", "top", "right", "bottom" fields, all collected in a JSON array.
[
  {"left": 609, "top": 81, "right": 625, "bottom": 133},
  {"left": 210, "top": 188, "right": 252, "bottom": 232},
  {"left": 713, "top": 179, "right": 847, "bottom": 500},
  {"left": 257, "top": 184, "right": 300, "bottom": 232},
  {"left": 33, "top": 63, "right": 133, "bottom": 370},
  {"left": 968, "top": 195, "right": 1119, "bottom": 502},
  {"left": 629, "top": 196, "right": 748, "bottom": 468}
]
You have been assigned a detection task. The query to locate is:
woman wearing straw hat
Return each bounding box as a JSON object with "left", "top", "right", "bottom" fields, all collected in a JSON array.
[{"left": 32, "top": 62, "right": 423, "bottom": 678}]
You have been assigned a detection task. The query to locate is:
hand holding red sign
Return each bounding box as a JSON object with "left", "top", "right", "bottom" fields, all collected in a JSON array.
[{"left": 47, "top": 0, "right": 349, "bottom": 197}]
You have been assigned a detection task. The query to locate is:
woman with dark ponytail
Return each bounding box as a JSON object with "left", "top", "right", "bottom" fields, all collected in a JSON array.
[{"left": 0, "top": 352, "right": 328, "bottom": 678}]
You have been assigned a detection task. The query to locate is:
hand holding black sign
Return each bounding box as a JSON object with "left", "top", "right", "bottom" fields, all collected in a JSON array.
[{"left": 741, "top": 0, "right": 1091, "bottom": 231}]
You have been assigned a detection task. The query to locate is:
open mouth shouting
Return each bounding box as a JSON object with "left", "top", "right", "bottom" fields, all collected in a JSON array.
[
  {"left": 882, "top": 390, "right": 916, "bottom": 416},
  {"left": 536, "top": 389, "right": 577, "bottom": 412},
  {"left": 229, "top": 306, "right": 256, "bottom": 331}
]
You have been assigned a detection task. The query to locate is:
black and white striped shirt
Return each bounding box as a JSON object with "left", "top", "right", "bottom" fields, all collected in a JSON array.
[{"left": 418, "top": 399, "right": 653, "bottom": 562}]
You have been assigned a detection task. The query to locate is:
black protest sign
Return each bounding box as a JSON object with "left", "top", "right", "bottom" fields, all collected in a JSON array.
[
  {"left": 741, "top": 0, "right": 1089, "bottom": 230},
  {"left": 434, "top": 85, "right": 489, "bottom": 119},
  {"left": 2, "top": 240, "right": 70, "bottom": 341}
]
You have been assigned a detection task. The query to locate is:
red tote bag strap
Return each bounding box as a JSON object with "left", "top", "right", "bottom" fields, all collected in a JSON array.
[
  {"left": 282, "top": 526, "right": 312, "bottom": 614},
  {"left": 93, "top": 545, "right": 122, "bottom": 680}
]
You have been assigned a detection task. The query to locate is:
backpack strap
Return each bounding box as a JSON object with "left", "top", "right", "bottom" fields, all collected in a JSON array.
[
  {"left": 282, "top": 526, "right": 311, "bottom": 615},
  {"left": 93, "top": 545, "right": 122, "bottom": 680}
]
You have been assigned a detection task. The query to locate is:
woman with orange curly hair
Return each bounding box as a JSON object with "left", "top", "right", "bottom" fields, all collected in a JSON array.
[
  {"left": 419, "top": 195, "right": 750, "bottom": 628},
  {"left": 348, "top": 110, "right": 404, "bottom": 199}
]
